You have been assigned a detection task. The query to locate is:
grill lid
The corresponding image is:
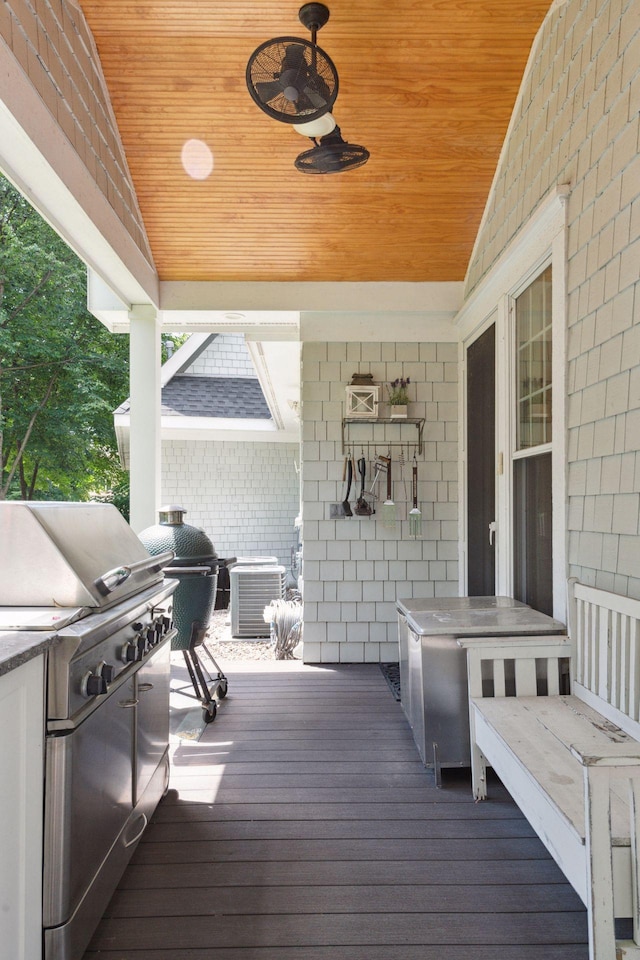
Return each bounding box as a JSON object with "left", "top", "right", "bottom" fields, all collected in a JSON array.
[
  {"left": 0, "top": 501, "right": 172, "bottom": 608},
  {"left": 140, "top": 505, "right": 218, "bottom": 565}
]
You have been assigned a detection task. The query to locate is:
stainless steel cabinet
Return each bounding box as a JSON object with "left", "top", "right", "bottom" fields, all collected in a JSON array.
[
  {"left": 397, "top": 612, "right": 410, "bottom": 724},
  {"left": 0, "top": 655, "right": 44, "bottom": 960},
  {"left": 396, "top": 597, "right": 565, "bottom": 784},
  {"left": 135, "top": 639, "right": 170, "bottom": 805}
]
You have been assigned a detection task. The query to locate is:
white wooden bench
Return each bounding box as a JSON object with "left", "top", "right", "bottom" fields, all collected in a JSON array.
[{"left": 459, "top": 580, "right": 640, "bottom": 960}]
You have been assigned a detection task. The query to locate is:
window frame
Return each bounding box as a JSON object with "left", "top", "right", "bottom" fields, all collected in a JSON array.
[{"left": 458, "top": 186, "right": 568, "bottom": 621}]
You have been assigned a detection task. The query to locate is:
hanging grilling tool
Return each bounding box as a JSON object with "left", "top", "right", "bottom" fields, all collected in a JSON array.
[
  {"left": 398, "top": 445, "right": 406, "bottom": 522},
  {"left": 355, "top": 452, "right": 373, "bottom": 516},
  {"left": 409, "top": 451, "right": 422, "bottom": 537},
  {"left": 342, "top": 454, "right": 353, "bottom": 516},
  {"left": 330, "top": 455, "right": 353, "bottom": 518},
  {"left": 368, "top": 453, "right": 390, "bottom": 515},
  {"left": 380, "top": 450, "right": 396, "bottom": 529}
]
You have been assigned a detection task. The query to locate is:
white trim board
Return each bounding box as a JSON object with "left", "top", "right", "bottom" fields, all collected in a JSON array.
[{"left": 456, "top": 185, "right": 570, "bottom": 340}]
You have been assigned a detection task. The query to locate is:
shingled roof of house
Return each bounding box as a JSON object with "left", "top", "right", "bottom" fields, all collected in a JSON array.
[{"left": 115, "top": 376, "right": 272, "bottom": 420}]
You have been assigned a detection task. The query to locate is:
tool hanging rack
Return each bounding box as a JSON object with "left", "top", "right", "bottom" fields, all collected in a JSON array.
[
  {"left": 332, "top": 444, "right": 424, "bottom": 523},
  {"left": 341, "top": 417, "right": 425, "bottom": 455}
]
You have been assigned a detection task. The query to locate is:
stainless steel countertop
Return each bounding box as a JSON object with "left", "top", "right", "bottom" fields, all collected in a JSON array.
[
  {"left": 0, "top": 629, "right": 61, "bottom": 677},
  {"left": 396, "top": 596, "right": 527, "bottom": 617},
  {"left": 403, "top": 603, "right": 565, "bottom": 637}
]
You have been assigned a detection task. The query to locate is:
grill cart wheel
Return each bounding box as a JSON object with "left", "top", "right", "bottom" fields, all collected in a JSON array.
[{"left": 203, "top": 701, "right": 217, "bottom": 724}]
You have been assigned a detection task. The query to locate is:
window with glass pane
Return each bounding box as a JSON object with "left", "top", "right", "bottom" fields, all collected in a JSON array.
[
  {"left": 516, "top": 266, "right": 552, "bottom": 449},
  {"left": 513, "top": 452, "right": 553, "bottom": 616}
]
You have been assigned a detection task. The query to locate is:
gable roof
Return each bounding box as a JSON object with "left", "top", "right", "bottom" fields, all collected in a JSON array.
[
  {"left": 116, "top": 375, "right": 272, "bottom": 420},
  {"left": 113, "top": 332, "right": 294, "bottom": 466}
]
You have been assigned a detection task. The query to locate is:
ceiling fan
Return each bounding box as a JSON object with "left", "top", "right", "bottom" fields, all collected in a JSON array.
[{"left": 246, "top": 3, "right": 369, "bottom": 174}]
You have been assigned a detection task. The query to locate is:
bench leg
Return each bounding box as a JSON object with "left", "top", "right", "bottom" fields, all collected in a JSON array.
[
  {"left": 584, "top": 765, "right": 617, "bottom": 960},
  {"left": 630, "top": 775, "right": 640, "bottom": 948},
  {"left": 471, "top": 743, "right": 487, "bottom": 800},
  {"left": 469, "top": 706, "right": 487, "bottom": 800}
]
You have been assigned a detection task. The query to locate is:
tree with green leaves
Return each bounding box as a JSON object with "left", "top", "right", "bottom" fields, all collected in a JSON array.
[{"left": 0, "top": 175, "right": 130, "bottom": 507}]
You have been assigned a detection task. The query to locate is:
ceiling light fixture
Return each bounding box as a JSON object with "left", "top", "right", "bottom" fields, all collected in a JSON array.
[{"left": 292, "top": 112, "right": 337, "bottom": 138}]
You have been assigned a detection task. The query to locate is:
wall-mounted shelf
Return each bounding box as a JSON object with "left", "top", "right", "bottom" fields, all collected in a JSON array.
[{"left": 342, "top": 418, "right": 425, "bottom": 455}]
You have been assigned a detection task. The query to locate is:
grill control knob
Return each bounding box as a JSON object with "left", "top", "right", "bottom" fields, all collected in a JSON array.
[
  {"left": 121, "top": 642, "right": 139, "bottom": 663},
  {"left": 162, "top": 615, "right": 172, "bottom": 631},
  {"left": 99, "top": 663, "right": 116, "bottom": 683},
  {"left": 82, "top": 671, "right": 108, "bottom": 698},
  {"left": 136, "top": 633, "right": 148, "bottom": 656}
]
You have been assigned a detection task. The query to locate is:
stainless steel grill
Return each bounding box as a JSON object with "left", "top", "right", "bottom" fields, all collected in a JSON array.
[{"left": 0, "top": 501, "right": 178, "bottom": 960}]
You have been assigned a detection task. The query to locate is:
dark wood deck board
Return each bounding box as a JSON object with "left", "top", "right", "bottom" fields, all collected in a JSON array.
[
  {"left": 84, "top": 661, "right": 588, "bottom": 959},
  {"left": 106, "top": 882, "right": 583, "bottom": 917},
  {"left": 151, "top": 799, "right": 525, "bottom": 822},
  {"left": 143, "top": 816, "right": 537, "bottom": 841}
]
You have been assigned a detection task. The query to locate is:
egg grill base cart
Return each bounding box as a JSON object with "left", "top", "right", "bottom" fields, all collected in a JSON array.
[{"left": 179, "top": 640, "right": 228, "bottom": 724}]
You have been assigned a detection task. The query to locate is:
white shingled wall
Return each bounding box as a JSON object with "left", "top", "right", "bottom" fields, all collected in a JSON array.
[
  {"left": 161, "top": 438, "right": 299, "bottom": 572},
  {"left": 300, "top": 340, "right": 459, "bottom": 664},
  {"left": 160, "top": 334, "right": 300, "bottom": 572},
  {"left": 187, "top": 334, "right": 256, "bottom": 377},
  {"left": 465, "top": 0, "right": 640, "bottom": 598}
]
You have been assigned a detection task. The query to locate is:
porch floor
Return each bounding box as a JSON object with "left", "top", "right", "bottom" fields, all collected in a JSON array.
[{"left": 84, "top": 660, "right": 588, "bottom": 959}]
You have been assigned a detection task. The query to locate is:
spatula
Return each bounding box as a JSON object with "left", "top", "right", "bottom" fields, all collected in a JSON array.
[{"left": 380, "top": 451, "right": 396, "bottom": 529}]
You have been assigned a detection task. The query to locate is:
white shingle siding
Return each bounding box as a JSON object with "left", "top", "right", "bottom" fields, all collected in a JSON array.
[
  {"left": 161, "top": 439, "right": 299, "bottom": 570},
  {"left": 300, "top": 340, "right": 458, "bottom": 663},
  {"left": 188, "top": 334, "right": 257, "bottom": 378},
  {"left": 153, "top": 332, "right": 300, "bottom": 568},
  {"left": 466, "top": 0, "right": 640, "bottom": 600}
]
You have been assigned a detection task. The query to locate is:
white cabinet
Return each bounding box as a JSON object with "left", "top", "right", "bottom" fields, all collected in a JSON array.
[{"left": 0, "top": 655, "right": 44, "bottom": 960}]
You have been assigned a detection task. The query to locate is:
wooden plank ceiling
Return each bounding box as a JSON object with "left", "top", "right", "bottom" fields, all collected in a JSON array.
[{"left": 78, "top": 1, "right": 551, "bottom": 283}]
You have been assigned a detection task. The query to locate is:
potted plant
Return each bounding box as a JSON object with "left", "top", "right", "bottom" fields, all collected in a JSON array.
[{"left": 387, "top": 377, "right": 410, "bottom": 418}]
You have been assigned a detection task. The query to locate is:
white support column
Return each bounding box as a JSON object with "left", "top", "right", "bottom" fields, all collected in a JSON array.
[{"left": 129, "top": 304, "right": 161, "bottom": 532}]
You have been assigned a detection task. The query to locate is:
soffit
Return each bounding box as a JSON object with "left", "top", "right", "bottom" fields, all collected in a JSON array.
[{"left": 78, "top": 0, "right": 551, "bottom": 284}]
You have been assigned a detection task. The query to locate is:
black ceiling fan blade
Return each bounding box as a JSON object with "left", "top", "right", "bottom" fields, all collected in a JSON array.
[
  {"left": 255, "top": 80, "right": 288, "bottom": 103},
  {"left": 301, "top": 83, "right": 330, "bottom": 110}
]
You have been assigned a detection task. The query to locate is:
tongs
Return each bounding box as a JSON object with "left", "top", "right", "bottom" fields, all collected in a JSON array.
[{"left": 354, "top": 456, "right": 373, "bottom": 516}]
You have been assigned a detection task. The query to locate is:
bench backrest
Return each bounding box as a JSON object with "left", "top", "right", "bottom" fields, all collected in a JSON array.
[
  {"left": 464, "top": 635, "right": 570, "bottom": 701},
  {"left": 568, "top": 579, "right": 640, "bottom": 741}
]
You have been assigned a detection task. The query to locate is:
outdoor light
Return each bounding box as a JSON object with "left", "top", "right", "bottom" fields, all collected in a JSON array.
[{"left": 292, "top": 112, "right": 337, "bottom": 138}]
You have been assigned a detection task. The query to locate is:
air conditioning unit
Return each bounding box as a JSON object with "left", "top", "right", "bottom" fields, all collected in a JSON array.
[{"left": 230, "top": 563, "right": 286, "bottom": 638}]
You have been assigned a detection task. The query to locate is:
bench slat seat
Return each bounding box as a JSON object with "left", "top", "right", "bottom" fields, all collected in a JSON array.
[{"left": 476, "top": 695, "right": 636, "bottom": 844}]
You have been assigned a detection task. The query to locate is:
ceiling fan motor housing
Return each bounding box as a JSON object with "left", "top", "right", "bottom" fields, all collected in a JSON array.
[{"left": 298, "top": 3, "right": 330, "bottom": 33}]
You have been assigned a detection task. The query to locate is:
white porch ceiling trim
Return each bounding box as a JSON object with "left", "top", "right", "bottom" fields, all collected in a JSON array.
[
  {"left": 159, "top": 280, "right": 463, "bottom": 316},
  {"left": 92, "top": 279, "right": 464, "bottom": 341}
]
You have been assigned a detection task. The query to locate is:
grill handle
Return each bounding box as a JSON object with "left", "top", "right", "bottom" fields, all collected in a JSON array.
[
  {"left": 168, "top": 563, "right": 218, "bottom": 576},
  {"left": 94, "top": 550, "right": 176, "bottom": 596}
]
